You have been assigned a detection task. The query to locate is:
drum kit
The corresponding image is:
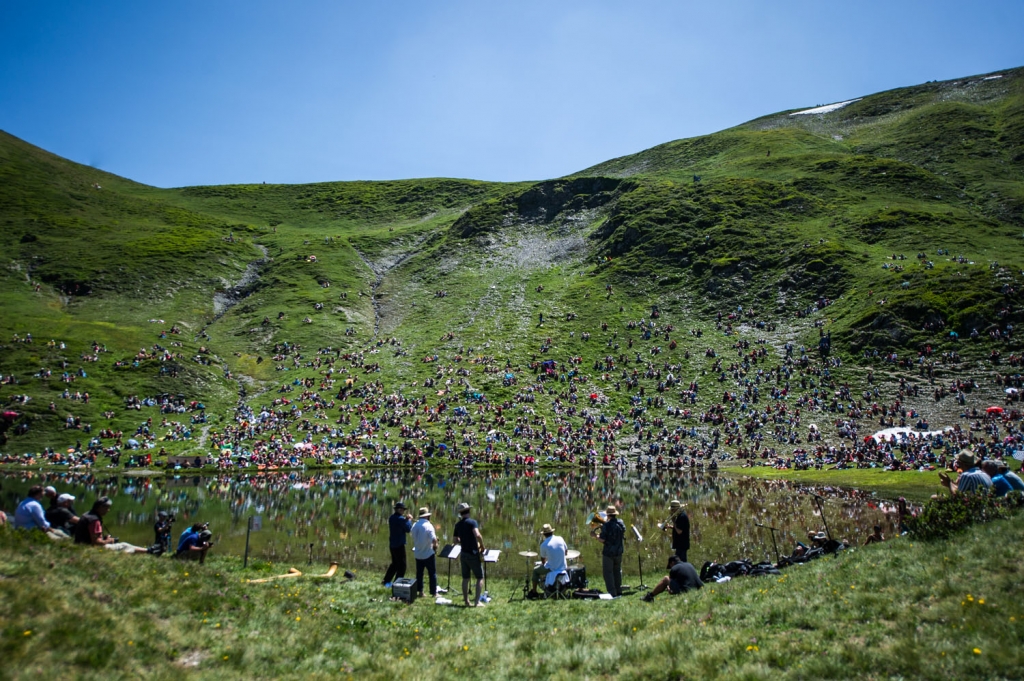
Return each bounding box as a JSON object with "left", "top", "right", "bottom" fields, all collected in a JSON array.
[{"left": 511, "top": 547, "right": 585, "bottom": 601}]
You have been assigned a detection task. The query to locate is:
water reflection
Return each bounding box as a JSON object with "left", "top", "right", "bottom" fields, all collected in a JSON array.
[{"left": 1, "top": 469, "right": 900, "bottom": 579}]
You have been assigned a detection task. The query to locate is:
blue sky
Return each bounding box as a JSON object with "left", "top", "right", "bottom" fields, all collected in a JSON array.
[{"left": 1, "top": 1, "right": 1022, "bottom": 187}]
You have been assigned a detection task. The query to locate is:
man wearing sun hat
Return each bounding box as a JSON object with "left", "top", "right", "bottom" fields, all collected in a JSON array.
[
  {"left": 665, "top": 499, "right": 690, "bottom": 563},
  {"left": 596, "top": 505, "right": 625, "bottom": 597},
  {"left": 939, "top": 450, "right": 993, "bottom": 495},
  {"left": 382, "top": 501, "right": 413, "bottom": 587},
  {"left": 453, "top": 501, "right": 486, "bottom": 607},
  {"left": 411, "top": 506, "right": 439, "bottom": 599},
  {"left": 530, "top": 523, "right": 568, "bottom": 596}
]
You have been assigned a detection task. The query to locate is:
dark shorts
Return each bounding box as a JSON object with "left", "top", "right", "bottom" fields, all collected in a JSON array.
[
  {"left": 460, "top": 553, "right": 483, "bottom": 579},
  {"left": 668, "top": 579, "right": 685, "bottom": 595}
]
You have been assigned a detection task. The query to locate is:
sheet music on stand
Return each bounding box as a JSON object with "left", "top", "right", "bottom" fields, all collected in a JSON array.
[
  {"left": 439, "top": 543, "right": 460, "bottom": 560},
  {"left": 483, "top": 549, "right": 501, "bottom": 563}
]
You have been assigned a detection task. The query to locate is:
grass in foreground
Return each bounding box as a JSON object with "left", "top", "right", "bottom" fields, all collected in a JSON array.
[{"left": 2, "top": 513, "right": 1023, "bottom": 680}]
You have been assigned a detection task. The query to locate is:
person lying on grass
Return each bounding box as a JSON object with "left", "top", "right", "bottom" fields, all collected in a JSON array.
[
  {"left": 72, "top": 497, "right": 148, "bottom": 554},
  {"left": 642, "top": 554, "right": 703, "bottom": 602}
]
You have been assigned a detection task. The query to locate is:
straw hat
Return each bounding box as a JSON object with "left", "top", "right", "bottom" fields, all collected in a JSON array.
[
  {"left": 418, "top": 507, "right": 431, "bottom": 518},
  {"left": 605, "top": 505, "right": 619, "bottom": 516},
  {"left": 456, "top": 502, "right": 471, "bottom": 514},
  {"left": 956, "top": 450, "right": 976, "bottom": 470},
  {"left": 540, "top": 523, "right": 555, "bottom": 535},
  {"left": 669, "top": 499, "right": 683, "bottom": 509}
]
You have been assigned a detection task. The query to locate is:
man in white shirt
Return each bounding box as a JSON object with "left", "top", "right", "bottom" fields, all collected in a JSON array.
[
  {"left": 531, "top": 523, "right": 568, "bottom": 596},
  {"left": 411, "top": 506, "right": 439, "bottom": 598}
]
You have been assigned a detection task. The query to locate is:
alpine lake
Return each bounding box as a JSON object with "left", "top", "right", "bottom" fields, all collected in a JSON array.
[{"left": 2, "top": 467, "right": 899, "bottom": 582}]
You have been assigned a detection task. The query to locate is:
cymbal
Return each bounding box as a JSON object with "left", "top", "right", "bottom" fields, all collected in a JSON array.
[
  {"left": 566, "top": 549, "right": 581, "bottom": 560},
  {"left": 518, "top": 551, "right": 539, "bottom": 557}
]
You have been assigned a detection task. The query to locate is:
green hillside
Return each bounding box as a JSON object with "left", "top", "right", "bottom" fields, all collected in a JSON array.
[{"left": 1, "top": 66, "right": 1022, "bottom": 461}]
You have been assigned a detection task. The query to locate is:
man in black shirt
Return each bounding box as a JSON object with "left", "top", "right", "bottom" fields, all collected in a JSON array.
[
  {"left": 667, "top": 500, "right": 690, "bottom": 563},
  {"left": 642, "top": 554, "right": 703, "bottom": 601},
  {"left": 453, "top": 502, "right": 485, "bottom": 607},
  {"left": 597, "top": 505, "right": 625, "bottom": 597},
  {"left": 45, "top": 493, "right": 79, "bottom": 535},
  {"left": 382, "top": 502, "right": 413, "bottom": 587}
]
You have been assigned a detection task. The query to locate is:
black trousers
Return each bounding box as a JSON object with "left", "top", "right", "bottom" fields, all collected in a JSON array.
[
  {"left": 415, "top": 554, "right": 438, "bottom": 596},
  {"left": 383, "top": 545, "right": 407, "bottom": 584}
]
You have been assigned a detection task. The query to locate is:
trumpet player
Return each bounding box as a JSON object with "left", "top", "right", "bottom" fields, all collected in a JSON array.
[
  {"left": 595, "top": 505, "right": 625, "bottom": 597},
  {"left": 382, "top": 501, "right": 413, "bottom": 587},
  {"left": 661, "top": 499, "right": 690, "bottom": 562}
]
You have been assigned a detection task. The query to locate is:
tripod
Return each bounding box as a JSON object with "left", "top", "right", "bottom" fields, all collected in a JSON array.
[{"left": 756, "top": 523, "right": 781, "bottom": 563}]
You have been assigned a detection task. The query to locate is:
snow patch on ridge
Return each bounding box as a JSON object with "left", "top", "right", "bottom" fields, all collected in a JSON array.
[{"left": 790, "top": 98, "right": 862, "bottom": 116}]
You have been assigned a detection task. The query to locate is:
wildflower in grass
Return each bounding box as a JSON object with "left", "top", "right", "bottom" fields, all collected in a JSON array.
[
  {"left": 973, "top": 648, "right": 981, "bottom": 655},
  {"left": 23, "top": 630, "right": 31, "bottom": 636}
]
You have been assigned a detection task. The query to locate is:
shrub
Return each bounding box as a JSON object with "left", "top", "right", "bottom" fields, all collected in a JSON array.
[{"left": 908, "top": 491, "right": 1024, "bottom": 541}]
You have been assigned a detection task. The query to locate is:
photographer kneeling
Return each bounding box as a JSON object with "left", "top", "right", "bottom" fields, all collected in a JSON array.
[
  {"left": 175, "top": 526, "right": 214, "bottom": 564},
  {"left": 73, "top": 497, "right": 149, "bottom": 555}
]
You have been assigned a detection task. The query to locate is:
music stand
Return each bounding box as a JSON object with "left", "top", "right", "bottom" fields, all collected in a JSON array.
[
  {"left": 631, "top": 525, "right": 649, "bottom": 591},
  {"left": 439, "top": 543, "right": 460, "bottom": 591},
  {"left": 482, "top": 549, "right": 501, "bottom": 601}
]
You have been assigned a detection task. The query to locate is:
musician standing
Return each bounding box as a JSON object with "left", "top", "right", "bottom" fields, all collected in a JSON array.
[
  {"left": 530, "top": 523, "right": 568, "bottom": 596},
  {"left": 382, "top": 501, "right": 412, "bottom": 587},
  {"left": 453, "top": 502, "right": 486, "bottom": 607},
  {"left": 667, "top": 499, "right": 690, "bottom": 563},
  {"left": 596, "top": 505, "right": 625, "bottom": 597}
]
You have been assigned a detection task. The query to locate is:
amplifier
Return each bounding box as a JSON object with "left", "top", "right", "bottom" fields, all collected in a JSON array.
[
  {"left": 567, "top": 566, "right": 587, "bottom": 589},
  {"left": 392, "top": 578, "right": 417, "bottom": 603}
]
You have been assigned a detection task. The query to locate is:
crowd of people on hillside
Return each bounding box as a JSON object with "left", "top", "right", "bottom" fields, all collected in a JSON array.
[{"left": 3, "top": 266, "right": 1022, "bottom": 481}]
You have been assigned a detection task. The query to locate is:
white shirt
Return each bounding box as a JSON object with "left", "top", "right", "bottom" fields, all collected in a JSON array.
[
  {"left": 539, "top": 534, "right": 568, "bottom": 586},
  {"left": 411, "top": 518, "right": 437, "bottom": 559}
]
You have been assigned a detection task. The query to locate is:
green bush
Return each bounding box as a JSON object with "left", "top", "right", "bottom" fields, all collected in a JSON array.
[{"left": 908, "top": 491, "right": 1024, "bottom": 541}]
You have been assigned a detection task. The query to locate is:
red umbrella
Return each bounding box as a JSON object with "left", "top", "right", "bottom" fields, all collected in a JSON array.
[{"left": 986, "top": 406, "right": 1004, "bottom": 415}]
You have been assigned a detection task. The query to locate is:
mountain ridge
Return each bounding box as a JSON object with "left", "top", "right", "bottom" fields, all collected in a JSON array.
[{"left": 1, "top": 65, "right": 1022, "bottom": 459}]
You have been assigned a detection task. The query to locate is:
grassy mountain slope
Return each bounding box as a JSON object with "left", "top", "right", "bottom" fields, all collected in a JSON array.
[{"left": 1, "top": 66, "right": 1023, "bottom": 458}]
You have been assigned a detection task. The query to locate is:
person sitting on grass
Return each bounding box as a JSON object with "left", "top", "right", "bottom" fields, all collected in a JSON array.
[
  {"left": 642, "top": 554, "right": 703, "bottom": 602},
  {"left": 45, "top": 493, "right": 79, "bottom": 536},
  {"left": 175, "top": 529, "right": 214, "bottom": 564},
  {"left": 864, "top": 525, "right": 884, "bottom": 545},
  {"left": 14, "top": 485, "right": 64, "bottom": 539},
  {"left": 938, "top": 451, "right": 992, "bottom": 495},
  {"left": 73, "top": 497, "right": 148, "bottom": 554},
  {"left": 995, "top": 461, "right": 1024, "bottom": 492}
]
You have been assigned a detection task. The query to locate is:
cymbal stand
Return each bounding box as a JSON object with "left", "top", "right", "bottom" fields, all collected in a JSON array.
[{"left": 510, "top": 554, "right": 531, "bottom": 602}]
